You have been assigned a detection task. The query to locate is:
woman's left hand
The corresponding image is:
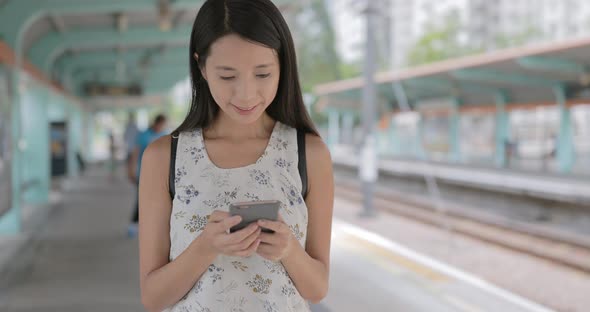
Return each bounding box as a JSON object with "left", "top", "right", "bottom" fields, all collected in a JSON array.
[{"left": 256, "top": 216, "right": 296, "bottom": 262}]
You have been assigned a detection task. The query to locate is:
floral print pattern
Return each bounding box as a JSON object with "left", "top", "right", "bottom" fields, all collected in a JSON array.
[
  {"left": 246, "top": 274, "right": 273, "bottom": 294},
  {"left": 232, "top": 261, "right": 249, "bottom": 272},
  {"left": 249, "top": 169, "right": 273, "bottom": 188},
  {"left": 290, "top": 223, "right": 305, "bottom": 241},
  {"left": 184, "top": 214, "right": 209, "bottom": 233},
  {"left": 176, "top": 185, "right": 200, "bottom": 205},
  {"left": 208, "top": 264, "right": 224, "bottom": 285},
  {"left": 274, "top": 158, "right": 290, "bottom": 171},
  {"left": 185, "top": 145, "right": 205, "bottom": 164},
  {"left": 203, "top": 187, "right": 239, "bottom": 210},
  {"left": 244, "top": 192, "right": 261, "bottom": 201},
  {"left": 174, "top": 211, "right": 187, "bottom": 220},
  {"left": 166, "top": 122, "right": 310, "bottom": 312},
  {"left": 175, "top": 166, "right": 188, "bottom": 184},
  {"left": 281, "top": 284, "right": 297, "bottom": 297},
  {"left": 263, "top": 300, "right": 280, "bottom": 312},
  {"left": 193, "top": 280, "right": 204, "bottom": 295},
  {"left": 264, "top": 260, "right": 286, "bottom": 275},
  {"left": 281, "top": 184, "right": 303, "bottom": 207},
  {"left": 273, "top": 137, "right": 289, "bottom": 151}
]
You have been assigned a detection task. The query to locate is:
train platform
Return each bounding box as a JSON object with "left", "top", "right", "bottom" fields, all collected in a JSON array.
[{"left": 332, "top": 149, "right": 590, "bottom": 204}]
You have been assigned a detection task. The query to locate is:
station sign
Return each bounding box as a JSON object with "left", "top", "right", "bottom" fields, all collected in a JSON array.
[{"left": 83, "top": 83, "right": 142, "bottom": 96}]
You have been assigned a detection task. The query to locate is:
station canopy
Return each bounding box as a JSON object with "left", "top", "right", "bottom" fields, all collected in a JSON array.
[
  {"left": 0, "top": 0, "right": 297, "bottom": 110},
  {"left": 314, "top": 37, "right": 590, "bottom": 113}
]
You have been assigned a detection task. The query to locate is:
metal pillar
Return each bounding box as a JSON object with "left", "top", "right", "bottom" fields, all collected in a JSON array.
[
  {"left": 416, "top": 114, "right": 426, "bottom": 160},
  {"left": 328, "top": 110, "right": 340, "bottom": 151},
  {"left": 0, "top": 16, "right": 34, "bottom": 234},
  {"left": 86, "top": 112, "right": 96, "bottom": 162},
  {"left": 359, "top": 1, "right": 378, "bottom": 218},
  {"left": 0, "top": 52, "right": 24, "bottom": 234},
  {"left": 342, "top": 112, "right": 355, "bottom": 146},
  {"left": 67, "top": 109, "right": 78, "bottom": 178},
  {"left": 388, "top": 115, "right": 399, "bottom": 156},
  {"left": 449, "top": 98, "right": 461, "bottom": 163},
  {"left": 494, "top": 92, "right": 510, "bottom": 168},
  {"left": 553, "top": 85, "right": 575, "bottom": 173}
]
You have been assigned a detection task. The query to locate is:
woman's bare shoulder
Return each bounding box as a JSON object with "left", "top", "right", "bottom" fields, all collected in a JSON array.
[
  {"left": 304, "top": 133, "right": 331, "bottom": 166},
  {"left": 142, "top": 135, "right": 172, "bottom": 169}
]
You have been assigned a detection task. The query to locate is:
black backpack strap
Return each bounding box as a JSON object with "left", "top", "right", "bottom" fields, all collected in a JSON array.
[
  {"left": 297, "top": 129, "right": 308, "bottom": 200},
  {"left": 169, "top": 133, "right": 179, "bottom": 200}
]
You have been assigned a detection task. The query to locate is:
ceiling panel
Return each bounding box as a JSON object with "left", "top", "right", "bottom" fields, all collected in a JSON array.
[{"left": 23, "top": 16, "right": 53, "bottom": 52}]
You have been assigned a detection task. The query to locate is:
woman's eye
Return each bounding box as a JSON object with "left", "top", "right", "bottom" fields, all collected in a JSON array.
[
  {"left": 220, "top": 76, "right": 235, "bottom": 80},
  {"left": 257, "top": 73, "right": 271, "bottom": 79}
]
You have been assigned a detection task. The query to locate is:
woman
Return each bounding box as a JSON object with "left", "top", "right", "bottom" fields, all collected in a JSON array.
[{"left": 138, "top": 0, "right": 334, "bottom": 311}]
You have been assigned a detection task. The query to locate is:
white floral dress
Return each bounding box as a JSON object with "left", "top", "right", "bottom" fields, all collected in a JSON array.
[{"left": 165, "top": 121, "right": 310, "bottom": 312}]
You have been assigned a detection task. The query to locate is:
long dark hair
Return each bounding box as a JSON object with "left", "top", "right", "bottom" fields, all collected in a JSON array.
[{"left": 174, "top": 0, "right": 318, "bottom": 136}]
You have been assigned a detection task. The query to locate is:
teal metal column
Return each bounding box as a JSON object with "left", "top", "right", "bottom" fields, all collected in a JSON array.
[
  {"left": 0, "top": 67, "right": 22, "bottom": 234},
  {"left": 553, "top": 85, "right": 575, "bottom": 173},
  {"left": 342, "top": 112, "right": 355, "bottom": 146},
  {"left": 0, "top": 4, "right": 32, "bottom": 234},
  {"left": 86, "top": 111, "right": 95, "bottom": 162},
  {"left": 67, "top": 107, "right": 81, "bottom": 178},
  {"left": 417, "top": 113, "right": 426, "bottom": 160},
  {"left": 327, "top": 110, "right": 340, "bottom": 150},
  {"left": 20, "top": 86, "right": 50, "bottom": 204},
  {"left": 388, "top": 114, "right": 399, "bottom": 156},
  {"left": 38, "top": 89, "right": 50, "bottom": 203},
  {"left": 67, "top": 108, "right": 75, "bottom": 178},
  {"left": 494, "top": 92, "right": 510, "bottom": 168},
  {"left": 449, "top": 98, "right": 461, "bottom": 163}
]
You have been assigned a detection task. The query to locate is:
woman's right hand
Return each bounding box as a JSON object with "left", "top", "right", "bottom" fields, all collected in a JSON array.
[{"left": 199, "top": 210, "right": 261, "bottom": 258}]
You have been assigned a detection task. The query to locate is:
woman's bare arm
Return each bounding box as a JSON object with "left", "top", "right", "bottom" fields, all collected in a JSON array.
[
  {"left": 280, "top": 134, "right": 334, "bottom": 303},
  {"left": 138, "top": 136, "right": 217, "bottom": 311},
  {"left": 138, "top": 135, "right": 262, "bottom": 311}
]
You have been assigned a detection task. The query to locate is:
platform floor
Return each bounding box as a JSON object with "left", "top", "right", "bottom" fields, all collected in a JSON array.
[{"left": 0, "top": 168, "right": 557, "bottom": 311}]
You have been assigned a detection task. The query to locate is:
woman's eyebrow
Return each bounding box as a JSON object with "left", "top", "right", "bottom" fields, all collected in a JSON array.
[
  {"left": 214, "top": 63, "right": 275, "bottom": 70},
  {"left": 215, "top": 66, "right": 236, "bottom": 71}
]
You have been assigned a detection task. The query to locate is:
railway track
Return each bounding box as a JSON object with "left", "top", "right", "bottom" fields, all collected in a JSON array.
[{"left": 335, "top": 179, "right": 590, "bottom": 274}]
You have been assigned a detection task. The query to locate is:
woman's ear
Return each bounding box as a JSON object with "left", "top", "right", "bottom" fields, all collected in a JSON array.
[{"left": 194, "top": 52, "right": 207, "bottom": 81}]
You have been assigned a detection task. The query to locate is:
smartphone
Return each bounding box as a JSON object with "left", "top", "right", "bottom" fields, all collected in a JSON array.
[{"left": 229, "top": 200, "right": 280, "bottom": 233}]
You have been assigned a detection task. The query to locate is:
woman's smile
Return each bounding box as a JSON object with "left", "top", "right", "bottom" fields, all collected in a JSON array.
[{"left": 232, "top": 104, "right": 259, "bottom": 115}]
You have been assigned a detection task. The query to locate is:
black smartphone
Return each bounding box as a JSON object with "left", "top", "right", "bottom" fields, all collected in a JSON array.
[{"left": 229, "top": 200, "right": 280, "bottom": 233}]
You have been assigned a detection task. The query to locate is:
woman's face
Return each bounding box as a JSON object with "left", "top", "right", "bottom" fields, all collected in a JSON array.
[{"left": 201, "top": 34, "right": 280, "bottom": 125}]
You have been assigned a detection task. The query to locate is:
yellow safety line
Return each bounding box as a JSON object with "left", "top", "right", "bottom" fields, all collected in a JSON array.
[{"left": 335, "top": 231, "right": 449, "bottom": 282}]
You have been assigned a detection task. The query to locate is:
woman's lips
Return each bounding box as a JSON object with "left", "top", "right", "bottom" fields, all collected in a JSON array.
[{"left": 233, "top": 104, "right": 258, "bottom": 115}]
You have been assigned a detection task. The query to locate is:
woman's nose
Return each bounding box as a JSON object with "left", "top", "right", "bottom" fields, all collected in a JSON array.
[{"left": 234, "top": 79, "right": 257, "bottom": 104}]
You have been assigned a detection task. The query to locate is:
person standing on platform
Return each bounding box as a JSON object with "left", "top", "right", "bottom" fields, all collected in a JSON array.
[
  {"left": 108, "top": 131, "right": 118, "bottom": 179},
  {"left": 127, "top": 114, "right": 168, "bottom": 237},
  {"left": 124, "top": 112, "right": 139, "bottom": 173},
  {"left": 136, "top": 1, "right": 334, "bottom": 311}
]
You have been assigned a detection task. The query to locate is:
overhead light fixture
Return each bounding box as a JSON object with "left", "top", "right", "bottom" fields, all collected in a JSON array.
[
  {"left": 116, "top": 13, "right": 128, "bottom": 32},
  {"left": 158, "top": 0, "right": 172, "bottom": 31}
]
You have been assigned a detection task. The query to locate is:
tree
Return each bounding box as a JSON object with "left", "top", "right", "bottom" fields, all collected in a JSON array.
[
  {"left": 493, "top": 26, "right": 543, "bottom": 49},
  {"left": 291, "top": 0, "right": 343, "bottom": 93},
  {"left": 406, "top": 10, "right": 482, "bottom": 67}
]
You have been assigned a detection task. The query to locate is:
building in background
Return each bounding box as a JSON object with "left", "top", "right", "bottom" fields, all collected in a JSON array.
[
  {"left": 327, "top": 0, "right": 393, "bottom": 70},
  {"left": 330, "top": 0, "right": 590, "bottom": 69}
]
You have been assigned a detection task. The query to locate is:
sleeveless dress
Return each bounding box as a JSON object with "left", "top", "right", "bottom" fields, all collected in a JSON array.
[{"left": 165, "top": 121, "right": 311, "bottom": 312}]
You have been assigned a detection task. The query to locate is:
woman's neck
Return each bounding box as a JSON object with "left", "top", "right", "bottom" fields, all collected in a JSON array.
[{"left": 205, "top": 112, "right": 275, "bottom": 140}]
